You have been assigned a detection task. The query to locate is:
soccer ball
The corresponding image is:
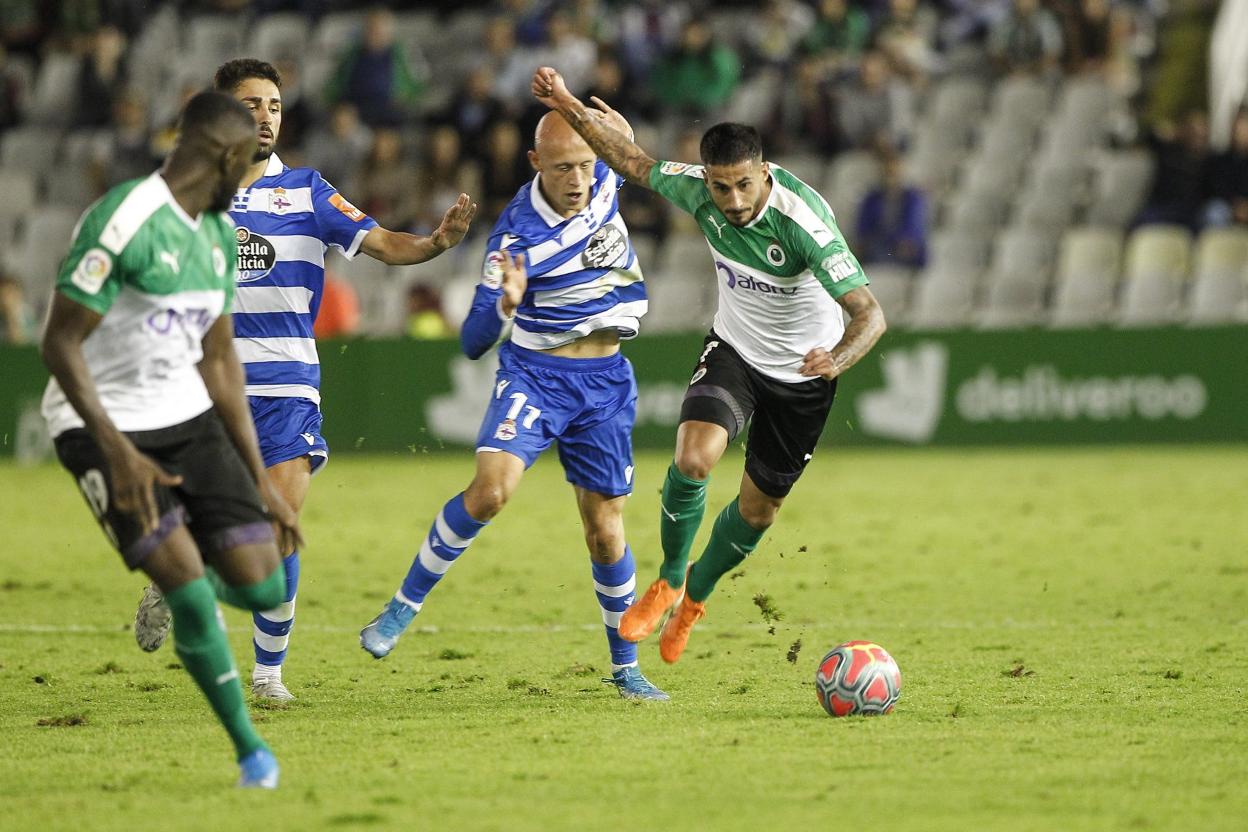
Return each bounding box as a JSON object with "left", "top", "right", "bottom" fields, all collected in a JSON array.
[{"left": 815, "top": 640, "right": 901, "bottom": 717}]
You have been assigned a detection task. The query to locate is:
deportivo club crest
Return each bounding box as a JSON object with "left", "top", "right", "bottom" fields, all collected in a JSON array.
[
  {"left": 269, "top": 187, "right": 293, "bottom": 214},
  {"left": 235, "top": 226, "right": 278, "bottom": 283}
]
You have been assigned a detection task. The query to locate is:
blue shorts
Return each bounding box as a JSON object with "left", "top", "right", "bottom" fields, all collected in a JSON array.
[
  {"left": 475, "top": 342, "right": 636, "bottom": 497},
  {"left": 249, "top": 396, "right": 329, "bottom": 473}
]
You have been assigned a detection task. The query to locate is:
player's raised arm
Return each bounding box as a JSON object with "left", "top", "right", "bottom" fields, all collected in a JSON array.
[
  {"left": 360, "top": 192, "right": 478, "bottom": 266},
  {"left": 532, "top": 66, "right": 657, "bottom": 188}
]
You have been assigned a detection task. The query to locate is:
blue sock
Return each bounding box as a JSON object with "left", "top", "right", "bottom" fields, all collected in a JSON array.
[
  {"left": 397, "top": 493, "right": 487, "bottom": 611},
  {"left": 253, "top": 551, "right": 300, "bottom": 673},
  {"left": 593, "top": 546, "right": 639, "bottom": 671}
]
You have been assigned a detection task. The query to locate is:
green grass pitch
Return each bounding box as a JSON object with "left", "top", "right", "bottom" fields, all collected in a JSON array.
[{"left": 1, "top": 446, "right": 1246, "bottom": 831}]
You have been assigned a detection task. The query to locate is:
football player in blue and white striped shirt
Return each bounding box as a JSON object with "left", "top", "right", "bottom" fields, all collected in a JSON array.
[
  {"left": 360, "top": 110, "right": 668, "bottom": 701},
  {"left": 135, "top": 59, "right": 477, "bottom": 701}
]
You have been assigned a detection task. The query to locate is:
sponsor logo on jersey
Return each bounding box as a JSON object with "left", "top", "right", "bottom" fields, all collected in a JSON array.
[
  {"left": 329, "top": 192, "right": 366, "bottom": 222},
  {"left": 715, "top": 260, "right": 798, "bottom": 297},
  {"left": 147, "top": 306, "right": 212, "bottom": 335},
  {"left": 494, "top": 418, "right": 517, "bottom": 441},
  {"left": 581, "top": 224, "right": 627, "bottom": 269},
  {"left": 707, "top": 214, "right": 728, "bottom": 238},
  {"left": 235, "top": 226, "right": 278, "bottom": 283},
  {"left": 500, "top": 232, "right": 521, "bottom": 249},
  {"left": 269, "top": 187, "right": 293, "bottom": 214},
  {"left": 71, "top": 248, "right": 112, "bottom": 295},
  {"left": 624, "top": 465, "right": 634, "bottom": 484},
  {"left": 483, "top": 250, "right": 505, "bottom": 289}
]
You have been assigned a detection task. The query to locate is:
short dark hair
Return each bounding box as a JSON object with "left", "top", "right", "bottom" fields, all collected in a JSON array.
[
  {"left": 178, "top": 90, "right": 253, "bottom": 136},
  {"left": 699, "top": 123, "right": 763, "bottom": 167},
  {"left": 214, "top": 58, "right": 282, "bottom": 93}
]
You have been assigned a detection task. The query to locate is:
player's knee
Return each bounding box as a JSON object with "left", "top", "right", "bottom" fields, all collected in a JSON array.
[
  {"left": 464, "top": 480, "right": 510, "bottom": 520},
  {"left": 738, "top": 498, "right": 780, "bottom": 530},
  {"left": 584, "top": 526, "right": 625, "bottom": 563},
  {"left": 674, "top": 452, "right": 715, "bottom": 482}
]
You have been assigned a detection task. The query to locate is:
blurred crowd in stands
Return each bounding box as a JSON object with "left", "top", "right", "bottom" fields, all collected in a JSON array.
[{"left": 0, "top": 0, "right": 1239, "bottom": 339}]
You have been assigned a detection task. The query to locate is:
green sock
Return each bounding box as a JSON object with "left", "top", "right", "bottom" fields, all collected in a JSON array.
[
  {"left": 685, "top": 498, "right": 766, "bottom": 603},
  {"left": 205, "top": 564, "right": 286, "bottom": 612},
  {"left": 659, "top": 462, "right": 708, "bottom": 587},
  {"left": 163, "top": 577, "right": 266, "bottom": 760}
]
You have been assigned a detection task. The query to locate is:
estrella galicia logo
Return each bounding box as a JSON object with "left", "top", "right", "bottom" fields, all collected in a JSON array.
[
  {"left": 715, "top": 260, "right": 798, "bottom": 297},
  {"left": 582, "top": 224, "right": 627, "bottom": 269},
  {"left": 235, "top": 226, "right": 277, "bottom": 283}
]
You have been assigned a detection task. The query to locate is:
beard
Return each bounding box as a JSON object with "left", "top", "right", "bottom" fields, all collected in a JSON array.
[{"left": 252, "top": 145, "right": 273, "bottom": 164}]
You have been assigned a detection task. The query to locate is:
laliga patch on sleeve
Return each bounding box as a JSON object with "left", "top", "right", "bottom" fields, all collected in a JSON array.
[
  {"left": 328, "top": 193, "right": 366, "bottom": 222},
  {"left": 483, "top": 250, "right": 505, "bottom": 288},
  {"left": 71, "top": 248, "right": 112, "bottom": 294},
  {"left": 659, "top": 161, "right": 690, "bottom": 175}
]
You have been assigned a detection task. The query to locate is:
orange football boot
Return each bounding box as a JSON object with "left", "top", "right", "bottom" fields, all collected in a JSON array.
[
  {"left": 618, "top": 576, "right": 684, "bottom": 642},
  {"left": 658, "top": 594, "right": 706, "bottom": 664}
]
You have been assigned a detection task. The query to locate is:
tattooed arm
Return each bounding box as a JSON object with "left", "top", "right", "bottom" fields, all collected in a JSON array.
[
  {"left": 532, "top": 66, "right": 658, "bottom": 189},
  {"left": 799, "top": 287, "right": 887, "bottom": 381}
]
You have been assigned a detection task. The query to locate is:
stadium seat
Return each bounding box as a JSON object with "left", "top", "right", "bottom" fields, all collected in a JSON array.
[
  {"left": 929, "top": 229, "right": 991, "bottom": 271},
  {"left": 825, "top": 151, "right": 880, "bottom": 232},
  {"left": 648, "top": 234, "right": 716, "bottom": 333},
  {"left": 976, "top": 115, "right": 1038, "bottom": 162},
  {"left": 958, "top": 155, "right": 1024, "bottom": 200},
  {"left": 24, "top": 53, "right": 79, "bottom": 127},
  {"left": 41, "top": 164, "right": 100, "bottom": 210},
  {"left": 250, "top": 13, "right": 311, "bottom": 62},
  {"left": 943, "top": 189, "right": 1008, "bottom": 231},
  {"left": 0, "top": 169, "right": 37, "bottom": 224},
  {"left": 905, "top": 141, "right": 964, "bottom": 194},
  {"left": 1012, "top": 187, "right": 1076, "bottom": 232},
  {"left": 772, "top": 154, "right": 826, "bottom": 190},
  {"left": 976, "top": 269, "right": 1047, "bottom": 329},
  {"left": 313, "top": 12, "right": 367, "bottom": 63},
  {"left": 1123, "top": 224, "right": 1191, "bottom": 280},
  {"left": 989, "top": 227, "right": 1057, "bottom": 275},
  {"left": 1086, "top": 151, "right": 1154, "bottom": 228},
  {"left": 990, "top": 76, "right": 1051, "bottom": 129},
  {"left": 1186, "top": 271, "right": 1248, "bottom": 325},
  {"left": 861, "top": 264, "right": 912, "bottom": 325},
  {"left": 1056, "top": 226, "right": 1123, "bottom": 284},
  {"left": 186, "top": 15, "right": 246, "bottom": 62},
  {"left": 1192, "top": 227, "right": 1248, "bottom": 279},
  {"left": 4, "top": 207, "right": 79, "bottom": 294},
  {"left": 1050, "top": 270, "right": 1116, "bottom": 327},
  {"left": 928, "top": 79, "right": 988, "bottom": 131},
  {"left": 908, "top": 268, "right": 976, "bottom": 329},
  {"left": 1, "top": 127, "right": 58, "bottom": 176},
  {"left": 1115, "top": 271, "right": 1183, "bottom": 327}
]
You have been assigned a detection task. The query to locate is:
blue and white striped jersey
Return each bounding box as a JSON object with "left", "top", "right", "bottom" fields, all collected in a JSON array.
[
  {"left": 460, "top": 160, "right": 646, "bottom": 358},
  {"left": 229, "top": 154, "right": 378, "bottom": 403}
]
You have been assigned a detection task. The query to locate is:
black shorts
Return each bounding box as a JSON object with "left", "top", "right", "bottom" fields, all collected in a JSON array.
[
  {"left": 679, "top": 331, "right": 837, "bottom": 498},
  {"left": 54, "top": 408, "right": 274, "bottom": 570}
]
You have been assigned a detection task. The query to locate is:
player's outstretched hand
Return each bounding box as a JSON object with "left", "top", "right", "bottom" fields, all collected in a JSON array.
[
  {"left": 111, "top": 447, "right": 183, "bottom": 535},
  {"left": 431, "top": 193, "right": 478, "bottom": 252},
  {"left": 532, "top": 66, "right": 573, "bottom": 109},
  {"left": 799, "top": 347, "right": 842, "bottom": 381},
  {"left": 259, "top": 476, "right": 304, "bottom": 554},
  {"left": 499, "top": 251, "right": 527, "bottom": 318}
]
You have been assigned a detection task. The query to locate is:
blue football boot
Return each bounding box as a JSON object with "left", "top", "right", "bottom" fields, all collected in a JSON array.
[
  {"left": 606, "top": 666, "right": 671, "bottom": 701},
  {"left": 237, "top": 748, "right": 279, "bottom": 789},
  {"left": 359, "top": 598, "right": 417, "bottom": 659}
]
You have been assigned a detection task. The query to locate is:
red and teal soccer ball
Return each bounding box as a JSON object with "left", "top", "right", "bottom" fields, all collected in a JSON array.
[{"left": 815, "top": 641, "right": 902, "bottom": 717}]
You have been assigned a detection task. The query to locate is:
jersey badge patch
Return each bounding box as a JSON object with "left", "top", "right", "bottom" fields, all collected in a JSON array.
[
  {"left": 483, "top": 251, "right": 505, "bottom": 289},
  {"left": 821, "top": 253, "right": 857, "bottom": 281},
  {"left": 766, "top": 242, "right": 787, "bottom": 267},
  {"left": 269, "top": 187, "right": 293, "bottom": 214},
  {"left": 71, "top": 248, "right": 112, "bottom": 295},
  {"left": 660, "top": 161, "right": 691, "bottom": 175},
  {"left": 329, "top": 193, "right": 366, "bottom": 222}
]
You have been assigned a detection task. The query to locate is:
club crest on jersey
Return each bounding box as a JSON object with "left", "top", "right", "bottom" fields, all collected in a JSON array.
[
  {"left": 766, "top": 242, "right": 786, "bottom": 267},
  {"left": 269, "top": 187, "right": 293, "bottom": 214},
  {"left": 494, "top": 418, "right": 517, "bottom": 441},
  {"left": 235, "top": 227, "right": 277, "bottom": 283},
  {"left": 582, "top": 224, "right": 626, "bottom": 269}
]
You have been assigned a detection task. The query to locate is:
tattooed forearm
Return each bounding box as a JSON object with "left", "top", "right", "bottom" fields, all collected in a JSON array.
[
  {"left": 556, "top": 100, "right": 656, "bottom": 187},
  {"left": 828, "top": 290, "right": 887, "bottom": 376}
]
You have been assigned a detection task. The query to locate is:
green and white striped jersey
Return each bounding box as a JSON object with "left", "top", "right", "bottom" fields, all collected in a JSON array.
[
  {"left": 649, "top": 161, "right": 869, "bottom": 383},
  {"left": 42, "top": 171, "right": 238, "bottom": 438}
]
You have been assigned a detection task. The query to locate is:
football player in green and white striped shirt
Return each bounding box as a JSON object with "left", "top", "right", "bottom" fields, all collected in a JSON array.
[
  {"left": 532, "top": 67, "right": 888, "bottom": 663},
  {"left": 40, "top": 91, "right": 300, "bottom": 788}
]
